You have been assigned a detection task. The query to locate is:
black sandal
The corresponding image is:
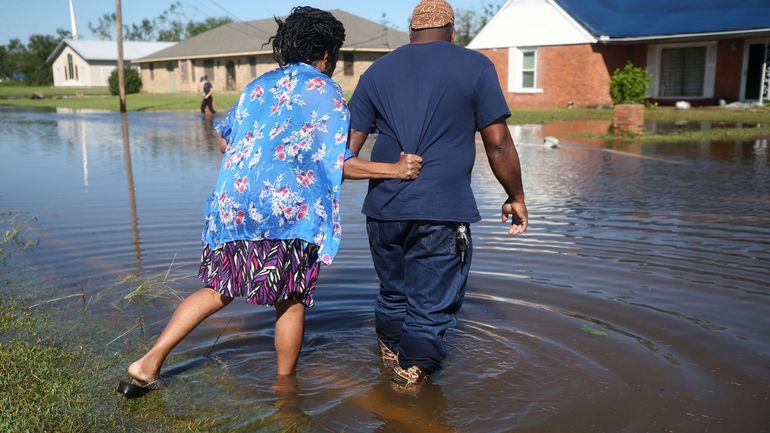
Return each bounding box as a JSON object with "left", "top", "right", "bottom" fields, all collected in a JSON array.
[{"left": 116, "top": 379, "right": 161, "bottom": 399}]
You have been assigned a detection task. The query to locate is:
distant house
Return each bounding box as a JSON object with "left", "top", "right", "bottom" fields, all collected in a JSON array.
[
  {"left": 133, "top": 10, "right": 409, "bottom": 94},
  {"left": 469, "top": 0, "right": 770, "bottom": 108},
  {"left": 47, "top": 39, "right": 175, "bottom": 88}
]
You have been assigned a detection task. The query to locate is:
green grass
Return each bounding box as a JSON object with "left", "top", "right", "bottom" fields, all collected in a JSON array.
[
  {"left": 645, "top": 108, "right": 770, "bottom": 124},
  {"left": 0, "top": 212, "right": 243, "bottom": 432},
  {"left": 580, "top": 125, "right": 770, "bottom": 143},
  {"left": 0, "top": 84, "right": 110, "bottom": 99},
  {"left": 2, "top": 85, "right": 768, "bottom": 124},
  {"left": 0, "top": 299, "right": 125, "bottom": 433},
  {"left": 0, "top": 92, "right": 240, "bottom": 112},
  {"left": 508, "top": 108, "right": 613, "bottom": 123},
  {"left": 0, "top": 291, "right": 243, "bottom": 433},
  {"left": 506, "top": 107, "right": 770, "bottom": 124}
]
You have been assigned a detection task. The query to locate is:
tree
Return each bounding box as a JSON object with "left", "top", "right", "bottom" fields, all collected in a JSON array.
[
  {"left": 186, "top": 17, "right": 233, "bottom": 38},
  {"left": 108, "top": 67, "right": 141, "bottom": 95},
  {"left": 88, "top": 2, "right": 231, "bottom": 42},
  {"left": 454, "top": 2, "right": 503, "bottom": 46},
  {"left": 89, "top": 13, "right": 117, "bottom": 40},
  {"left": 2, "top": 39, "right": 26, "bottom": 79},
  {"left": 0, "top": 45, "right": 7, "bottom": 78},
  {"left": 23, "top": 34, "right": 60, "bottom": 85},
  {"left": 0, "top": 29, "right": 69, "bottom": 84},
  {"left": 125, "top": 19, "right": 156, "bottom": 41}
]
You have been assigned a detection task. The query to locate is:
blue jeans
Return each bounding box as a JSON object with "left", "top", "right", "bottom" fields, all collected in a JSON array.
[{"left": 366, "top": 218, "right": 472, "bottom": 374}]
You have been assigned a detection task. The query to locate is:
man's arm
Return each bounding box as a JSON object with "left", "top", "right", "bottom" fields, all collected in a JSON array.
[
  {"left": 481, "top": 117, "right": 528, "bottom": 236},
  {"left": 343, "top": 128, "right": 423, "bottom": 180},
  {"left": 219, "top": 136, "right": 227, "bottom": 153}
]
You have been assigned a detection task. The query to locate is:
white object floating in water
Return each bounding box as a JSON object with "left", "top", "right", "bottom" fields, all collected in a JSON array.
[
  {"left": 543, "top": 136, "right": 559, "bottom": 149},
  {"left": 675, "top": 101, "right": 691, "bottom": 110}
]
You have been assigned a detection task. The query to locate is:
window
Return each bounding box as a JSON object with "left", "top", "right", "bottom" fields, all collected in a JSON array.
[
  {"left": 149, "top": 63, "right": 154, "bottom": 80},
  {"left": 191, "top": 60, "right": 196, "bottom": 82},
  {"left": 648, "top": 43, "right": 716, "bottom": 98},
  {"left": 74, "top": 65, "right": 78, "bottom": 80},
  {"left": 249, "top": 57, "right": 257, "bottom": 77},
  {"left": 659, "top": 47, "right": 706, "bottom": 97},
  {"left": 67, "top": 54, "right": 74, "bottom": 80},
  {"left": 508, "top": 47, "right": 541, "bottom": 93},
  {"left": 520, "top": 49, "right": 536, "bottom": 89},
  {"left": 343, "top": 52, "right": 354, "bottom": 76}
]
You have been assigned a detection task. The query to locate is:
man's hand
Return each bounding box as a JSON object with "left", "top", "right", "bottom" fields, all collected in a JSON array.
[
  {"left": 394, "top": 152, "right": 423, "bottom": 180},
  {"left": 502, "top": 198, "right": 528, "bottom": 236}
]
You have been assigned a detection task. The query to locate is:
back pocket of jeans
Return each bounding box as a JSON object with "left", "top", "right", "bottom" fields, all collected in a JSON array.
[{"left": 418, "top": 225, "right": 456, "bottom": 255}]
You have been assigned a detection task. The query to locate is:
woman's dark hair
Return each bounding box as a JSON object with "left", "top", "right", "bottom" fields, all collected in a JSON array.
[{"left": 270, "top": 7, "right": 346, "bottom": 67}]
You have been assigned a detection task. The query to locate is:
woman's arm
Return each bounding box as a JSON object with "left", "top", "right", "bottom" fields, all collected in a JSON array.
[
  {"left": 344, "top": 153, "right": 422, "bottom": 180},
  {"left": 343, "top": 129, "right": 422, "bottom": 180}
]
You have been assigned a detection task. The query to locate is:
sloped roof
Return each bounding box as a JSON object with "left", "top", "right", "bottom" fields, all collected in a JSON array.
[
  {"left": 554, "top": 0, "right": 770, "bottom": 39},
  {"left": 135, "top": 9, "right": 408, "bottom": 63},
  {"left": 47, "top": 39, "right": 175, "bottom": 63}
]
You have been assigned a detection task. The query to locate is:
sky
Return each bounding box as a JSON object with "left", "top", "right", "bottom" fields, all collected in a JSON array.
[{"left": 2, "top": 0, "right": 497, "bottom": 44}]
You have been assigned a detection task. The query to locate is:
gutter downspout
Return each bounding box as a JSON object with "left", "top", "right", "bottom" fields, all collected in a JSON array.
[{"left": 760, "top": 39, "right": 768, "bottom": 106}]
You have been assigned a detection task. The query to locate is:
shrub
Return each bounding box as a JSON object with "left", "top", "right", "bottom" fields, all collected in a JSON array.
[
  {"left": 108, "top": 67, "right": 142, "bottom": 95},
  {"left": 610, "top": 62, "right": 650, "bottom": 105}
]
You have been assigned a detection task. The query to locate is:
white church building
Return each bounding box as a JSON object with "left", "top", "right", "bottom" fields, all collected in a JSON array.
[
  {"left": 46, "top": 0, "right": 172, "bottom": 88},
  {"left": 47, "top": 39, "right": 174, "bottom": 88}
]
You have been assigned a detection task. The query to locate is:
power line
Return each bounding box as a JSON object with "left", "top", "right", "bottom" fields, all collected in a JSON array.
[{"left": 199, "top": 0, "right": 275, "bottom": 39}]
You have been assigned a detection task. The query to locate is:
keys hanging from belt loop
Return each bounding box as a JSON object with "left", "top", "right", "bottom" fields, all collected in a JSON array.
[{"left": 457, "top": 224, "right": 468, "bottom": 263}]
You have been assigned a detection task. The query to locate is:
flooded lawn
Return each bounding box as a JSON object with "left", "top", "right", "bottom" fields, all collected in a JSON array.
[{"left": 1, "top": 107, "right": 769, "bottom": 432}]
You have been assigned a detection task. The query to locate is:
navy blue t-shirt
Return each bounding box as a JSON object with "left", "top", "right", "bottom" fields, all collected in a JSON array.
[{"left": 349, "top": 41, "right": 510, "bottom": 223}]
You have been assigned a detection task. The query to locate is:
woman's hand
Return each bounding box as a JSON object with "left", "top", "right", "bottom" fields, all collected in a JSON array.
[{"left": 395, "top": 152, "right": 423, "bottom": 180}]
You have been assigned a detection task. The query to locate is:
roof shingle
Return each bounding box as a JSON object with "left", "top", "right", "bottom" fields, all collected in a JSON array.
[{"left": 136, "top": 9, "right": 408, "bottom": 63}]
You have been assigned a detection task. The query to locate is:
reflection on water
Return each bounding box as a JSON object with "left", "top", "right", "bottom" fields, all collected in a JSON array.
[
  {"left": 121, "top": 114, "right": 142, "bottom": 270},
  {"left": 0, "top": 106, "right": 769, "bottom": 432}
]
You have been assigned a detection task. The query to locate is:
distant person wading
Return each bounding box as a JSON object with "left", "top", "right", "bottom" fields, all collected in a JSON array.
[{"left": 200, "top": 75, "right": 215, "bottom": 115}]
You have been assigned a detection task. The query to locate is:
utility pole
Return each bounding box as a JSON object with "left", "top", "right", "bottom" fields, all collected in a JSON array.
[{"left": 115, "top": 0, "right": 127, "bottom": 112}]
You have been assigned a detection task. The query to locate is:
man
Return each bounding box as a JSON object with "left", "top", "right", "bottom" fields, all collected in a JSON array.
[
  {"left": 200, "top": 75, "right": 215, "bottom": 115},
  {"left": 348, "top": 0, "right": 528, "bottom": 388}
]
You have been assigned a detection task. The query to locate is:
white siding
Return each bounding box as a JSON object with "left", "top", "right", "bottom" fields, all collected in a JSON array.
[
  {"left": 468, "top": 0, "right": 595, "bottom": 49},
  {"left": 52, "top": 46, "right": 119, "bottom": 87},
  {"left": 52, "top": 47, "right": 88, "bottom": 87}
]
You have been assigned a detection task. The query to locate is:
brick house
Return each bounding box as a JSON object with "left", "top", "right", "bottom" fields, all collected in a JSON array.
[
  {"left": 133, "top": 10, "right": 408, "bottom": 95},
  {"left": 469, "top": 0, "right": 770, "bottom": 108}
]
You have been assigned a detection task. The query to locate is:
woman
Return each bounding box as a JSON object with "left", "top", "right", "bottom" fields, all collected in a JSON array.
[{"left": 118, "top": 6, "right": 422, "bottom": 398}]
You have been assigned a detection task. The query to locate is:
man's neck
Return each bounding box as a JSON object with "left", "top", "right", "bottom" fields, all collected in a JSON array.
[{"left": 409, "top": 27, "right": 452, "bottom": 45}]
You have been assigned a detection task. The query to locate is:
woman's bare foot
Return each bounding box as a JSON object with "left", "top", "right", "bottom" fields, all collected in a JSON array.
[{"left": 127, "top": 357, "right": 160, "bottom": 385}]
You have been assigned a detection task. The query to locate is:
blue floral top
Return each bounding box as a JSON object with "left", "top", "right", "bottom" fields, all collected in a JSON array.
[{"left": 206, "top": 63, "right": 350, "bottom": 265}]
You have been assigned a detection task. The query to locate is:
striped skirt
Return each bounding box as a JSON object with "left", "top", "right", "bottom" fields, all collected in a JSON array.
[{"left": 198, "top": 239, "right": 321, "bottom": 307}]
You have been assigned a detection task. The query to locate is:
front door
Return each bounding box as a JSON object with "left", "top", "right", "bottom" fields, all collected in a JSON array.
[
  {"left": 744, "top": 43, "right": 768, "bottom": 101},
  {"left": 226, "top": 61, "right": 236, "bottom": 91}
]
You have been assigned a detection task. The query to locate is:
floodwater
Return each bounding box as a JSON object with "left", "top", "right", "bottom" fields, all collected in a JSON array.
[{"left": 1, "top": 106, "right": 769, "bottom": 432}]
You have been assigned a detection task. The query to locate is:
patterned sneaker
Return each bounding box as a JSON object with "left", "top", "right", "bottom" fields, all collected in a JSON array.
[
  {"left": 377, "top": 337, "right": 398, "bottom": 370},
  {"left": 390, "top": 363, "right": 428, "bottom": 392}
]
